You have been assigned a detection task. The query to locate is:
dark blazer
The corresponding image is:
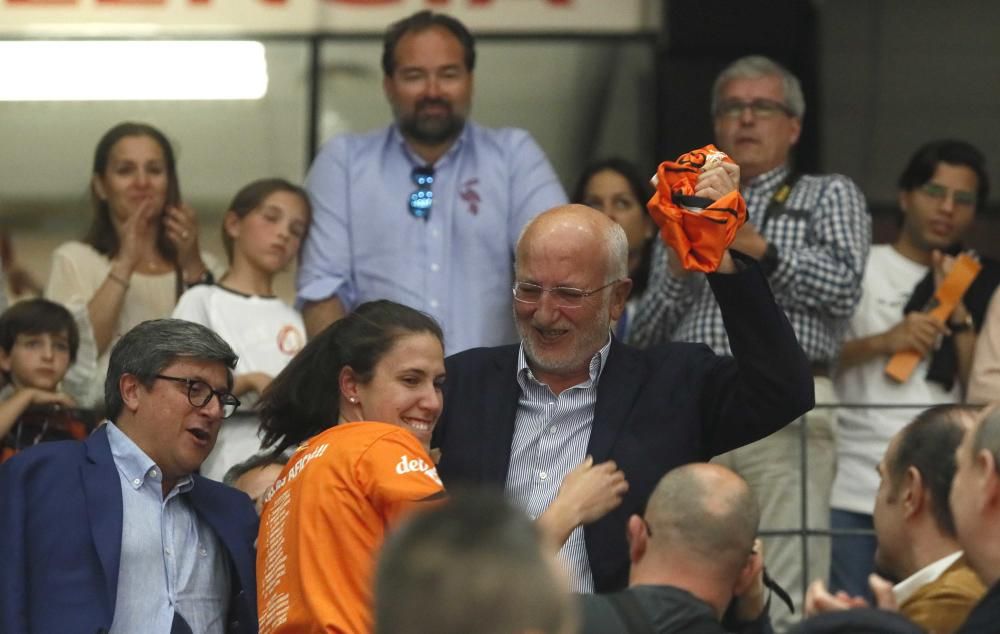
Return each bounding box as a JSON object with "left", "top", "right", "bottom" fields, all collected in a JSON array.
[
  {"left": 435, "top": 261, "right": 814, "bottom": 592},
  {"left": 957, "top": 579, "right": 1000, "bottom": 634},
  {"left": 0, "top": 425, "right": 259, "bottom": 634}
]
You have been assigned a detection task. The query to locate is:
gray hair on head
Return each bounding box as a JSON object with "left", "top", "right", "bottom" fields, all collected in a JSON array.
[
  {"left": 605, "top": 221, "right": 629, "bottom": 282},
  {"left": 104, "top": 318, "right": 238, "bottom": 420},
  {"left": 711, "top": 55, "right": 805, "bottom": 119}
]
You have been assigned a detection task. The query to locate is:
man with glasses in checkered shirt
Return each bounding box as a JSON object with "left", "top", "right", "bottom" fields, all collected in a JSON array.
[
  {"left": 297, "top": 10, "right": 565, "bottom": 354},
  {"left": 628, "top": 55, "right": 871, "bottom": 630}
]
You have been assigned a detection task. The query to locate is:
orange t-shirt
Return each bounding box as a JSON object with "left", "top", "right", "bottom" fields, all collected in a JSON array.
[{"left": 256, "top": 422, "right": 445, "bottom": 634}]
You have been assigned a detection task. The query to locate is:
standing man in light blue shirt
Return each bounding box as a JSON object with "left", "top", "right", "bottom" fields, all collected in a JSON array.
[
  {"left": 298, "top": 10, "right": 567, "bottom": 354},
  {"left": 0, "top": 319, "right": 259, "bottom": 634}
]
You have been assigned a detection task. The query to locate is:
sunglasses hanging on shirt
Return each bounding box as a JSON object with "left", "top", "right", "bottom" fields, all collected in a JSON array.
[{"left": 409, "top": 166, "right": 435, "bottom": 221}]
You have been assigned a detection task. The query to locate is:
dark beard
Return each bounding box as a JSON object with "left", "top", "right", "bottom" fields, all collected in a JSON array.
[{"left": 398, "top": 100, "right": 465, "bottom": 146}]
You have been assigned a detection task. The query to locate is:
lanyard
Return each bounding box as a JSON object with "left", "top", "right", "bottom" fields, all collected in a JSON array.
[{"left": 759, "top": 171, "right": 801, "bottom": 232}]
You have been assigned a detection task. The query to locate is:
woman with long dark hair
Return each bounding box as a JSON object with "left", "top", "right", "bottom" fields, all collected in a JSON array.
[
  {"left": 572, "top": 158, "right": 657, "bottom": 341},
  {"left": 46, "top": 122, "right": 218, "bottom": 407},
  {"left": 255, "top": 300, "right": 626, "bottom": 634}
]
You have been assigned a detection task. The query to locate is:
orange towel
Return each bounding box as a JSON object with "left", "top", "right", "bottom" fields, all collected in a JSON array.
[{"left": 646, "top": 144, "right": 747, "bottom": 272}]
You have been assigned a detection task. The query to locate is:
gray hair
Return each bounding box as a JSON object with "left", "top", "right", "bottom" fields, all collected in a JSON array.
[
  {"left": 711, "top": 55, "right": 805, "bottom": 119},
  {"left": 646, "top": 464, "right": 760, "bottom": 577},
  {"left": 105, "top": 318, "right": 238, "bottom": 420},
  {"left": 514, "top": 210, "right": 629, "bottom": 284},
  {"left": 605, "top": 221, "right": 629, "bottom": 282}
]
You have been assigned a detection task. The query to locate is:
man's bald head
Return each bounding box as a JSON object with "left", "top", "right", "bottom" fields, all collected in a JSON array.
[
  {"left": 517, "top": 204, "right": 629, "bottom": 283},
  {"left": 645, "top": 463, "right": 760, "bottom": 576}
]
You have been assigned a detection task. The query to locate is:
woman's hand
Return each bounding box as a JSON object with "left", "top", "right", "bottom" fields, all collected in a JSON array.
[
  {"left": 164, "top": 203, "right": 207, "bottom": 279},
  {"left": 537, "top": 456, "right": 629, "bottom": 547},
  {"left": 115, "top": 197, "right": 161, "bottom": 272}
]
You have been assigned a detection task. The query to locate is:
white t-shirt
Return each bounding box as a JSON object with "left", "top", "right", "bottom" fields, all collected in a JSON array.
[
  {"left": 172, "top": 284, "right": 306, "bottom": 481},
  {"left": 45, "top": 241, "right": 221, "bottom": 408},
  {"left": 832, "top": 244, "right": 961, "bottom": 514}
]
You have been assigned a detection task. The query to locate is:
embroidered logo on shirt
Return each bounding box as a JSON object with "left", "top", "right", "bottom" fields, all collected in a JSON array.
[
  {"left": 395, "top": 454, "right": 443, "bottom": 486},
  {"left": 460, "top": 178, "right": 480, "bottom": 215}
]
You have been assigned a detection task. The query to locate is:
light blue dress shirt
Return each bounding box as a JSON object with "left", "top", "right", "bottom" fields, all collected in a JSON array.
[
  {"left": 299, "top": 122, "right": 567, "bottom": 354},
  {"left": 105, "top": 422, "right": 231, "bottom": 634}
]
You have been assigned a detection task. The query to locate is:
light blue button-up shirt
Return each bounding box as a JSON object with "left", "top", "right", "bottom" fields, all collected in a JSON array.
[
  {"left": 105, "top": 422, "right": 231, "bottom": 634},
  {"left": 299, "top": 121, "right": 566, "bottom": 354}
]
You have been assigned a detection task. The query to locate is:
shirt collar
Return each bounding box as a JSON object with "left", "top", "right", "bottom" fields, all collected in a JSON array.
[
  {"left": 893, "top": 550, "right": 964, "bottom": 605},
  {"left": 516, "top": 332, "right": 613, "bottom": 391},
  {"left": 391, "top": 122, "right": 469, "bottom": 169},
  {"left": 106, "top": 421, "right": 194, "bottom": 494},
  {"left": 743, "top": 163, "right": 791, "bottom": 194}
]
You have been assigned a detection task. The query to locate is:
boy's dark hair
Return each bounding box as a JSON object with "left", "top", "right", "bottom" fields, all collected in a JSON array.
[
  {"left": 897, "top": 139, "right": 989, "bottom": 205},
  {"left": 0, "top": 299, "right": 80, "bottom": 363},
  {"left": 381, "top": 10, "right": 476, "bottom": 76}
]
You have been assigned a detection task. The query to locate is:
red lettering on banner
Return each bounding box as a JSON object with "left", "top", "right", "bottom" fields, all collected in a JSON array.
[
  {"left": 95, "top": 0, "right": 166, "bottom": 4},
  {"left": 326, "top": 0, "right": 400, "bottom": 4},
  {"left": 325, "top": 0, "right": 571, "bottom": 5},
  {"left": 7, "top": 0, "right": 77, "bottom": 5}
]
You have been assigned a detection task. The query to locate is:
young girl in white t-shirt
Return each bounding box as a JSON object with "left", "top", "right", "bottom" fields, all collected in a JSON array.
[{"left": 173, "top": 178, "right": 311, "bottom": 480}]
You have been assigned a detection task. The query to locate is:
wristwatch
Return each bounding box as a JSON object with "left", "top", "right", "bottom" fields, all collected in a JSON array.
[
  {"left": 759, "top": 242, "right": 780, "bottom": 276},
  {"left": 950, "top": 313, "right": 975, "bottom": 333}
]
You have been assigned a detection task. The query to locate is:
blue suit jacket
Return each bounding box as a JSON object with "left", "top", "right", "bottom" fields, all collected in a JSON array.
[
  {"left": 434, "top": 259, "right": 814, "bottom": 592},
  {"left": 0, "top": 425, "right": 259, "bottom": 634}
]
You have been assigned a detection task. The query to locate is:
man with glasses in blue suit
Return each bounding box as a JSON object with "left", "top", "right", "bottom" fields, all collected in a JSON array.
[
  {"left": 0, "top": 319, "right": 258, "bottom": 634},
  {"left": 298, "top": 10, "right": 566, "bottom": 353}
]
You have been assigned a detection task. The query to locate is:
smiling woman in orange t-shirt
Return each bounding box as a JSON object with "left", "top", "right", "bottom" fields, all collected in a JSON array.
[{"left": 254, "top": 300, "right": 628, "bottom": 634}]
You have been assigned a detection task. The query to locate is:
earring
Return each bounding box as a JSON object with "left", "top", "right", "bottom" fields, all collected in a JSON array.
[{"left": 349, "top": 397, "right": 358, "bottom": 404}]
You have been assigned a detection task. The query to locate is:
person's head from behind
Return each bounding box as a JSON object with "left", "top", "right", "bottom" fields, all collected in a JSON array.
[
  {"left": 375, "top": 490, "right": 575, "bottom": 634},
  {"left": 712, "top": 55, "right": 803, "bottom": 181},
  {"left": 223, "top": 452, "right": 289, "bottom": 515},
  {"left": 105, "top": 319, "right": 238, "bottom": 490},
  {"left": 258, "top": 300, "right": 445, "bottom": 455},
  {"left": 221, "top": 178, "right": 312, "bottom": 275},
  {"left": 950, "top": 405, "right": 1000, "bottom": 585},
  {"left": 381, "top": 10, "right": 475, "bottom": 148},
  {"left": 873, "top": 404, "right": 978, "bottom": 581},
  {"left": 86, "top": 122, "right": 181, "bottom": 258},
  {"left": 0, "top": 299, "right": 79, "bottom": 391},
  {"left": 513, "top": 205, "right": 631, "bottom": 382},
  {"left": 630, "top": 463, "right": 760, "bottom": 611},
  {"left": 896, "top": 139, "right": 988, "bottom": 254},
  {"left": 572, "top": 158, "right": 655, "bottom": 283}
]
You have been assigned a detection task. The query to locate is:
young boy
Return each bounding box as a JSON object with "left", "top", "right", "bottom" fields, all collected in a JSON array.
[{"left": 0, "top": 298, "right": 83, "bottom": 462}]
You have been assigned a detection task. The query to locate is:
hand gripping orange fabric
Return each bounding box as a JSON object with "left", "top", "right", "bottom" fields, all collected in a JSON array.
[
  {"left": 885, "top": 252, "right": 981, "bottom": 383},
  {"left": 646, "top": 144, "right": 748, "bottom": 272}
]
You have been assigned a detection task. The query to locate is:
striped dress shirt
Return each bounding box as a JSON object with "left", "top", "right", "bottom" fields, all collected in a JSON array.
[{"left": 506, "top": 336, "right": 612, "bottom": 593}]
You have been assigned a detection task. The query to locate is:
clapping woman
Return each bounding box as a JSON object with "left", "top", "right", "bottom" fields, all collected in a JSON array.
[{"left": 46, "top": 122, "right": 218, "bottom": 407}]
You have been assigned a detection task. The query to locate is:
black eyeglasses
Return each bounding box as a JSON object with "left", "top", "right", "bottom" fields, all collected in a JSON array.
[
  {"left": 409, "top": 166, "right": 434, "bottom": 220},
  {"left": 155, "top": 375, "right": 241, "bottom": 419}
]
